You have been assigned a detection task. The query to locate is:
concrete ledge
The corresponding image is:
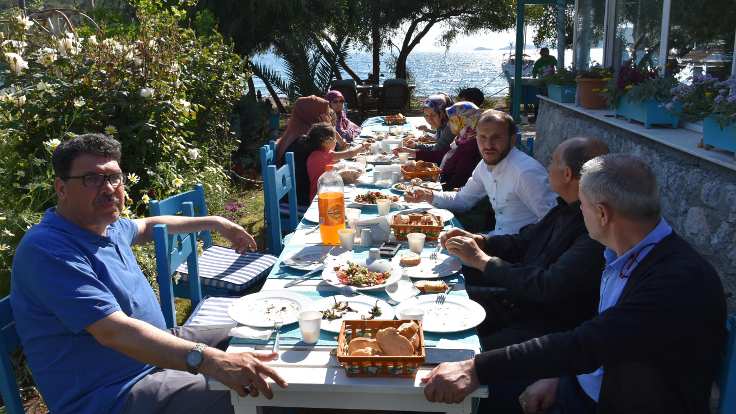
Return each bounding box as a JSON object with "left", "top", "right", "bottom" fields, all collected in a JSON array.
[{"left": 537, "top": 96, "right": 736, "bottom": 171}]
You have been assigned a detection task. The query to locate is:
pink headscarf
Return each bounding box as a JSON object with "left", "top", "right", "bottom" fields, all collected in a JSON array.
[
  {"left": 325, "top": 90, "right": 361, "bottom": 141},
  {"left": 275, "top": 95, "right": 330, "bottom": 162}
]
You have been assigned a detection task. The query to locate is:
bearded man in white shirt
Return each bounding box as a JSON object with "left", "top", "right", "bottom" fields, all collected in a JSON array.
[{"left": 405, "top": 109, "right": 557, "bottom": 236}]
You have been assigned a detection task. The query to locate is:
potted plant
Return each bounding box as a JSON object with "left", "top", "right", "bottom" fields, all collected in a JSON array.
[
  {"left": 544, "top": 68, "right": 577, "bottom": 103},
  {"left": 703, "top": 76, "right": 736, "bottom": 153},
  {"left": 670, "top": 74, "right": 736, "bottom": 153},
  {"left": 576, "top": 66, "right": 613, "bottom": 109}
]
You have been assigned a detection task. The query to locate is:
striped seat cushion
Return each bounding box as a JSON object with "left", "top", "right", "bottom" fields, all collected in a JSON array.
[
  {"left": 184, "top": 296, "right": 239, "bottom": 326},
  {"left": 176, "top": 245, "right": 277, "bottom": 294}
]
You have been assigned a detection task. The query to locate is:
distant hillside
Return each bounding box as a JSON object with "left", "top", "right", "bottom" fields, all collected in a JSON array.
[{"left": 473, "top": 46, "right": 493, "bottom": 51}]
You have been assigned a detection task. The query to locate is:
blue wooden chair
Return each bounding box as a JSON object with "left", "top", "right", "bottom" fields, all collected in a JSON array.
[
  {"left": 264, "top": 152, "right": 299, "bottom": 256},
  {"left": 719, "top": 314, "right": 736, "bottom": 413},
  {"left": 149, "top": 185, "right": 277, "bottom": 307},
  {"left": 0, "top": 296, "right": 26, "bottom": 414},
  {"left": 152, "top": 222, "right": 243, "bottom": 328}
]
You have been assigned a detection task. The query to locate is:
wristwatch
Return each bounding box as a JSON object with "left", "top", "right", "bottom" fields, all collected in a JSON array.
[{"left": 185, "top": 343, "right": 207, "bottom": 374}]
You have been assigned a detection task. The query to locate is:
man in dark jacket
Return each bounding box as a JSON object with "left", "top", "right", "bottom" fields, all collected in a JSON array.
[
  {"left": 424, "top": 154, "right": 726, "bottom": 414},
  {"left": 442, "top": 137, "right": 609, "bottom": 349}
]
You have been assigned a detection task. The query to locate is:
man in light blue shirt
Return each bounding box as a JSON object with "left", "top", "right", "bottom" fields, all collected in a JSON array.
[{"left": 12, "top": 134, "right": 287, "bottom": 414}]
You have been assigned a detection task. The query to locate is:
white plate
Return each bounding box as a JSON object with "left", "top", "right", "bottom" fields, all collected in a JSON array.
[
  {"left": 393, "top": 250, "right": 461, "bottom": 279},
  {"left": 314, "top": 295, "right": 395, "bottom": 333},
  {"left": 428, "top": 208, "right": 454, "bottom": 223},
  {"left": 322, "top": 255, "right": 403, "bottom": 291},
  {"left": 395, "top": 296, "right": 486, "bottom": 333},
  {"left": 351, "top": 193, "right": 401, "bottom": 207},
  {"left": 282, "top": 245, "right": 333, "bottom": 271},
  {"left": 228, "top": 290, "right": 313, "bottom": 328},
  {"left": 391, "top": 183, "right": 408, "bottom": 194}
]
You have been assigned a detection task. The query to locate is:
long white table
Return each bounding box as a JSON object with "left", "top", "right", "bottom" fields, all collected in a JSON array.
[{"left": 212, "top": 116, "right": 489, "bottom": 413}]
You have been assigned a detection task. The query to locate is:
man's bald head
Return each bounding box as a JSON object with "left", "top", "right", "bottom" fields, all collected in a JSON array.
[{"left": 558, "top": 137, "right": 609, "bottom": 178}]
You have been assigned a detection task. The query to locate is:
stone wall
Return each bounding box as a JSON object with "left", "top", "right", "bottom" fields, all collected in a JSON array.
[{"left": 536, "top": 100, "right": 736, "bottom": 311}]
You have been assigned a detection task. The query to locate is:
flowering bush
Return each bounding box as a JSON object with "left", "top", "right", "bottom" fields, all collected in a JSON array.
[
  {"left": 605, "top": 58, "right": 673, "bottom": 106},
  {"left": 0, "top": 2, "right": 249, "bottom": 291},
  {"left": 669, "top": 74, "right": 736, "bottom": 125}
]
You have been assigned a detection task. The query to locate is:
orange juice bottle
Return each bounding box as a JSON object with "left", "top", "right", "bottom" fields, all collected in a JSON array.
[{"left": 317, "top": 164, "right": 345, "bottom": 245}]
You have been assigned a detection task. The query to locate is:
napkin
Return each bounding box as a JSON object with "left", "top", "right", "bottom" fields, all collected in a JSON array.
[
  {"left": 355, "top": 216, "right": 391, "bottom": 243},
  {"left": 229, "top": 325, "right": 273, "bottom": 341}
]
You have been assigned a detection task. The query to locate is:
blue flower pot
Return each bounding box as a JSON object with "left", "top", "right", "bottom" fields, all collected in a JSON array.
[
  {"left": 547, "top": 84, "right": 576, "bottom": 103},
  {"left": 703, "top": 116, "right": 736, "bottom": 153},
  {"left": 616, "top": 95, "right": 681, "bottom": 129}
]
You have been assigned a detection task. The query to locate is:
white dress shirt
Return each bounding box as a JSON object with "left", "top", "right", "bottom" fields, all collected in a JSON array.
[{"left": 432, "top": 147, "right": 557, "bottom": 235}]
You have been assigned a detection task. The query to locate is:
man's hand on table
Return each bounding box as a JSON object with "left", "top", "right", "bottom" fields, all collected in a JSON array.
[
  {"left": 216, "top": 217, "right": 257, "bottom": 253},
  {"left": 201, "top": 349, "right": 288, "bottom": 399},
  {"left": 404, "top": 187, "right": 434, "bottom": 203},
  {"left": 440, "top": 229, "right": 485, "bottom": 251},
  {"left": 444, "top": 235, "right": 490, "bottom": 271},
  {"left": 421, "top": 359, "right": 480, "bottom": 404},
  {"left": 518, "top": 378, "right": 559, "bottom": 414},
  {"left": 392, "top": 146, "right": 416, "bottom": 155}
]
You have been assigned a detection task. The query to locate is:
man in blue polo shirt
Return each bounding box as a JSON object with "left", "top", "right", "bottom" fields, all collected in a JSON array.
[{"left": 11, "top": 134, "right": 287, "bottom": 414}]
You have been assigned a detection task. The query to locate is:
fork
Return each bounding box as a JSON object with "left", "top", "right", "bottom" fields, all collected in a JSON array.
[
  {"left": 430, "top": 243, "right": 442, "bottom": 260},
  {"left": 272, "top": 322, "right": 283, "bottom": 353},
  {"left": 434, "top": 283, "right": 456, "bottom": 305}
]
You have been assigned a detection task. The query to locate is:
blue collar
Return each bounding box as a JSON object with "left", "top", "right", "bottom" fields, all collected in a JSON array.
[
  {"left": 41, "top": 208, "right": 118, "bottom": 246},
  {"left": 604, "top": 218, "right": 673, "bottom": 272}
]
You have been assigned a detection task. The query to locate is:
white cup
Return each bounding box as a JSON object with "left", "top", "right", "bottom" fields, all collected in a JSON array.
[
  {"left": 355, "top": 156, "right": 367, "bottom": 169},
  {"left": 337, "top": 228, "right": 355, "bottom": 250},
  {"left": 345, "top": 208, "right": 361, "bottom": 228},
  {"left": 376, "top": 198, "right": 391, "bottom": 216},
  {"left": 398, "top": 152, "right": 409, "bottom": 163},
  {"left": 406, "top": 233, "right": 426, "bottom": 254},
  {"left": 298, "top": 310, "right": 322, "bottom": 344},
  {"left": 400, "top": 307, "right": 425, "bottom": 321}
]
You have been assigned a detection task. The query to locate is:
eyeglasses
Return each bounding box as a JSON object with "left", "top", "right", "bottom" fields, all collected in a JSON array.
[{"left": 63, "top": 173, "right": 125, "bottom": 188}]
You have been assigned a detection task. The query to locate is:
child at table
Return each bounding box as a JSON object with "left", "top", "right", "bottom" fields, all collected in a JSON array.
[{"left": 304, "top": 122, "right": 370, "bottom": 200}]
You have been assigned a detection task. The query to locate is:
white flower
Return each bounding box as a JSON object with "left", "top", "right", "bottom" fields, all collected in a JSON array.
[
  {"left": 139, "top": 87, "right": 155, "bottom": 99},
  {"left": 132, "top": 57, "right": 143, "bottom": 67},
  {"left": 0, "top": 244, "right": 10, "bottom": 252},
  {"left": 56, "top": 33, "right": 80, "bottom": 57},
  {"left": 44, "top": 138, "right": 61, "bottom": 151},
  {"left": 37, "top": 47, "right": 57, "bottom": 66},
  {"left": 187, "top": 148, "right": 200, "bottom": 160},
  {"left": 101, "top": 38, "right": 123, "bottom": 54},
  {"left": 14, "top": 95, "right": 26, "bottom": 106},
  {"left": 73, "top": 97, "right": 85, "bottom": 108},
  {"left": 2, "top": 229, "right": 13, "bottom": 237},
  {"left": 176, "top": 98, "right": 191, "bottom": 109},
  {"left": 126, "top": 173, "right": 140, "bottom": 184},
  {"left": 141, "top": 194, "right": 150, "bottom": 204},
  {"left": 14, "top": 14, "right": 33, "bottom": 30},
  {"left": 36, "top": 81, "right": 52, "bottom": 93},
  {"left": 4, "top": 52, "right": 28, "bottom": 75},
  {"left": 104, "top": 125, "right": 118, "bottom": 135},
  {"left": 45, "top": 117, "right": 54, "bottom": 124},
  {"left": 87, "top": 35, "right": 98, "bottom": 46},
  {"left": 170, "top": 62, "right": 180, "bottom": 73},
  {"left": 2, "top": 40, "right": 27, "bottom": 52},
  {"left": 172, "top": 177, "right": 184, "bottom": 188},
  {"left": 0, "top": 94, "right": 12, "bottom": 104}
]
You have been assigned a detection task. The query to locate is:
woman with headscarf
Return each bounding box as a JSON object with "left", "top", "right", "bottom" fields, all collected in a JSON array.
[
  {"left": 433, "top": 101, "right": 482, "bottom": 190},
  {"left": 274, "top": 95, "right": 331, "bottom": 206},
  {"left": 406, "top": 93, "right": 455, "bottom": 153},
  {"left": 325, "top": 90, "right": 361, "bottom": 142}
]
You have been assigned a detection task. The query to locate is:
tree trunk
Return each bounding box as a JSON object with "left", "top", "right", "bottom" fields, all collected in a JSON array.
[
  {"left": 246, "top": 77, "right": 257, "bottom": 100},
  {"left": 260, "top": 76, "right": 286, "bottom": 113},
  {"left": 371, "top": 7, "right": 381, "bottom": 83},
  {"left": 394, "top": 18, "right": 437, "bottom": 80}
]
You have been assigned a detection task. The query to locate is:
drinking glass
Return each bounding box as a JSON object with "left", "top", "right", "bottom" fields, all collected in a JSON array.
[
  {"left": 345, "top": 208, "right": 361, "bottom": 228},
  {"left": 298, "top": 310, "right": 322, "bottom": 344},
  {"left": 407, "top": 233, "right": 426, "bottom": 254},
  {"left": 398, "top": 152, "right": 409, "bottom": 163},
  {"left": 337, "top": 228, "right": 355, "bottom": 250},
  {"left": 376, "top": 199, "right": 391, "bottom": 216}
]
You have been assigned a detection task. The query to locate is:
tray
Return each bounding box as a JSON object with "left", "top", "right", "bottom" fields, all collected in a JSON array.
[{"left": 337, "top": 319, "right": 425, "bottom": 378}]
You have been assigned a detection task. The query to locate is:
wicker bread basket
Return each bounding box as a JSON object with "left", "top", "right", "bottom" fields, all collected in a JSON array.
[
  {"left": 390, "top": 212, "right": 443, "bottom": 241},
  {"left": 337, "top": 319, "right": 425, "bottom": 378}
]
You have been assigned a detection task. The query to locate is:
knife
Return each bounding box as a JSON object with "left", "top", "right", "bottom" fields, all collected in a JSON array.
[{"left": 284, "top": 265, "right": 325, "bottom": 288}]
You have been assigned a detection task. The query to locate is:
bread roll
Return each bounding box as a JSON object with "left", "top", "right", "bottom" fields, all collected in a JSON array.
[
  {"left": 375, "top": 327, "right": 415, "bottom": 356},
  {"left": 409, "top": 333, "right": 420, "bottom": 350},
  {"left": 351, "top": 347, "right": 376, "bottom": 357},
  {"left": 348, "top": 337, "right": 381, "bottom": 355},
  {"left": 399, "top": 252, "right": 421, "bottom": 267},
  {"left": 397, "top": 321, "right": 419, "bottom": 339},
  {"left": 414, "top": 280, "right": 448, "bottom": 293}
]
